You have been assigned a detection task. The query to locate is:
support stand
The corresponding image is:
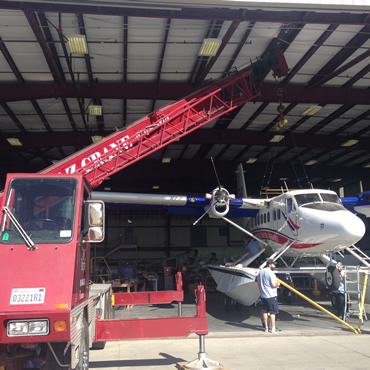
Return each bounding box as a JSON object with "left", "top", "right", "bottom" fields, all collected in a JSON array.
[
  {"left": 177, "top": 286, "right": 226, "bottom": 369},
  {"left": 177, "top": 335, "right": 226, "bottom": 370}
]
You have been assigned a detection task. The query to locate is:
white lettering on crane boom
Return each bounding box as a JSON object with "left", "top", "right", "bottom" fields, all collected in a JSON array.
[
  {"left": 63, "top": 134, "right": 132, "bottom": 175},
  {"left": 61, "top": 116, "right": 169, "bottom": 176}
]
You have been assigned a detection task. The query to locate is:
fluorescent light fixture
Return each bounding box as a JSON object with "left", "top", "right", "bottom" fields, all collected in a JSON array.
[
  {"left": 162, "top": 157, "right": 171, "bottom": 163},
  {"left": 302, "top": 106, "right": 322, "bottom": 116},
  {"left": 279, "top": 177, "right": 288, "bottom": 181},
  {"left": 67, "top": 34, "right": 88, "bottom": 54},
  {"left": 104, "top": 187, "right": 111, "bottom": 191},
  {"left": 7, "top": 138, "right": 22, "bottom": 146},
  {"left": 305, "top": 160, "right": 317, "bottom": 166},
  {"left": 199, "top": 38, "right": 222, "bottom": 56},
  {"left": 246, "top": 158, "right": 257, "bottom": 164},
  {"left": 363, "top": 164, "right": 370, "bottom": 168},
  {"left": 153, "top": 185, "right": 160, "bottom": 190},
  {"left": 104, "top": 177, "right": 111, "bottom": 180},
  {"left": 341, "top": 139, "right": 359, "bottom": 147},
  {"left": 270, "top": 135, "right": 284, "bottom": 143},
  {"left": 331, "top": 179, "right": 342, "bottom": 183},
  {"left": 89, "top": 105, "right": 103, "bottom": 116},
  {"left": 91, "top": 136, "right": 102, "bottom": 143}
]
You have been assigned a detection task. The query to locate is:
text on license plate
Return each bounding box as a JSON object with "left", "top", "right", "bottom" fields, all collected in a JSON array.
[{"left": 10, "top": 288, "right": 46, "bottom": 305}]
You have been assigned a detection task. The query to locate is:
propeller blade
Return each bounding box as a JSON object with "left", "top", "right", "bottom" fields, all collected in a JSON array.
[{"left": 211, "top": 157, "right": 222, "bottom": 190}]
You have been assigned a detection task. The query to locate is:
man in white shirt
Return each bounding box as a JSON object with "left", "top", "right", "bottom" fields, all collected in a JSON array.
[{"left": 257, "top": 258, "right": 281, "bottom": 333}]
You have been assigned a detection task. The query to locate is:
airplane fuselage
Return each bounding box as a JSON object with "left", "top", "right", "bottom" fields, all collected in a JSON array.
[{"left": 248, "top": 189, "right": 366, "bottom": 257}]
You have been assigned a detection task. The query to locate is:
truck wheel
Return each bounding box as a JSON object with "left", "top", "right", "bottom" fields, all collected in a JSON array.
[{"left": 325, "top": 266, "right": 340, "bottom": 291}]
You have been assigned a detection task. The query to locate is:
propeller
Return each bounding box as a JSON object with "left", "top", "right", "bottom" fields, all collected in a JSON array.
[{"left": 193, "top": 158, "right": 235, "bottom": 225}]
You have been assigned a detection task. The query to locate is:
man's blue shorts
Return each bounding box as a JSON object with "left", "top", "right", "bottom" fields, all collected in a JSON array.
[{"left": 261, "top": 296, "right": 279, "bottom": 314}]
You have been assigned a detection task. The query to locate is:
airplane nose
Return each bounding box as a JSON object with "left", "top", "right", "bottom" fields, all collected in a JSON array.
[{"left": 343, "top": 213, "right": 366, "bottom": 242}]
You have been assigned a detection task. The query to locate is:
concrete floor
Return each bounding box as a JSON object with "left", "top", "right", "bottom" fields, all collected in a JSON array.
[{"left": 89, "top": 290, "right": 370, "bottom": 369}]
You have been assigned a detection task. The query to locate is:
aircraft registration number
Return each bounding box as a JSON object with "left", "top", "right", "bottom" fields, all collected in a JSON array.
[{"left": 10, "top": 288, "right": 46, "bottom": 305}]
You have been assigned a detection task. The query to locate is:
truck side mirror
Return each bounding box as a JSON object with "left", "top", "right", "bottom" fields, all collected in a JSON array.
[
  {"left": 84, "top": 201, "right": 105, "bottom": 243},
  {"left": 88, "top": 227, "right": 104, "bottom": 242},
  {"left": 88, "top": 202, "right": 104, "bottom": 227}
]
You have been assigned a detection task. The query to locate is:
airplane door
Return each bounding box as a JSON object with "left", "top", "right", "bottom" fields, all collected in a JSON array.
[
  {"left": 273, "top": 205, "right": 279, "bottom": 231},
  {"left": 286, "top": 197, "right": 299, "bottom": 236}
]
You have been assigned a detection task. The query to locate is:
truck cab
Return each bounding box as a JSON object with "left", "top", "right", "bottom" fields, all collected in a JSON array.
[{"left": 0, "top": 173, "right": 104, "bottom": 368}]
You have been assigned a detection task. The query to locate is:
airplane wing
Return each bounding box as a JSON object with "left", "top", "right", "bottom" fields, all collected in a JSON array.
[
  {"left": 341, "top": 191, "right": 370, "bottom": 217},
  {"left": 91, "top": 191, "right": 267, "bottom": 218},
  {"left": 91, "top": 163, "right": 271, "bottom": 218}
]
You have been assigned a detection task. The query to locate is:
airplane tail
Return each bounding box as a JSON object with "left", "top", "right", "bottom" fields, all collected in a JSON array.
[
  {"left": 235, "top": 163, "right": 250, "bottom": 233},
  {"left": 235, "top": 163, "right": 248, "bottom": 198}
]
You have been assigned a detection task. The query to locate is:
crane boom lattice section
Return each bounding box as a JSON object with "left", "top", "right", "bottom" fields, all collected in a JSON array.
[{"left": 40, "top": 71, "right": 259, "bottom": 187}]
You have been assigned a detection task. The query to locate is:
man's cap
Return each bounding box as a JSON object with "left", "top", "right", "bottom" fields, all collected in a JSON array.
[
  {"left": 336, "top": 262, "right": 343, "bottom": 268},
  {"left": 266, "top": 258, "right": 276, "bottom": 265}
]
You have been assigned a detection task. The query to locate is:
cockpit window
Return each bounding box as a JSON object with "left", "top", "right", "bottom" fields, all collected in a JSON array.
[
  {"left": 320, "top": 193, "right": 341, "bottom": 204},
  {"left": 295, "top": 193, "right": 321, "bottom": 206},
  {"left": 294, "top": 192, "right": 345, "bottom": 211},
  {"left": 0, "top": 178, "right": 77, "bottom": 245}
]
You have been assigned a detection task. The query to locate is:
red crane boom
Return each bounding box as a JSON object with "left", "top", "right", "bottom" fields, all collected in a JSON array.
[{"left": 40, "top": 50, "right": 288, "bottom": 187}]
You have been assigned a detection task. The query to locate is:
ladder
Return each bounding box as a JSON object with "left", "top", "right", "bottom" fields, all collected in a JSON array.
[
  {"left": 345, "top": 245, "right": 370, "bottom": 267},
  {"left": 343, "top": 265, "right": 367, "bottom": 322}
]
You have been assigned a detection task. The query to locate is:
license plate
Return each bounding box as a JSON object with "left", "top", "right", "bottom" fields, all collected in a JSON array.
[{"left": 10, "top": 288, "right": 46, "bottom": 305}]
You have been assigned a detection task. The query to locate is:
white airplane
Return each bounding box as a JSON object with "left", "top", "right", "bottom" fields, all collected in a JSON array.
[
  {"left": 206, "top": 185, "right": 367, "bottom": 306},
  {"left": 91, "top": 164, "right": 368, "bottom": 307}
]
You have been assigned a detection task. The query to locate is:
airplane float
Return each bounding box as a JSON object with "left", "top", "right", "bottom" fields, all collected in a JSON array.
[{"left": 92, "top": 164, "right": 369, "bottom": 307}]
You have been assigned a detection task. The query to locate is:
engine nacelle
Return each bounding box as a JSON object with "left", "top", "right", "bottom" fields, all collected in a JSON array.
[{"left": 205, "top": 187, "right": 233, "bottom": 218}]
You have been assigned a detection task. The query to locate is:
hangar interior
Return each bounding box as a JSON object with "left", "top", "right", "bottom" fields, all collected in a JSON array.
[{"left": 0, "top": 0, "right": 370, "bottom": 286}]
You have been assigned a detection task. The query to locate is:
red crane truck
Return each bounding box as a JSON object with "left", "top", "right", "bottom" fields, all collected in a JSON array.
[{"left": 0, "top": 51, "right": 288, "bottom": 369}]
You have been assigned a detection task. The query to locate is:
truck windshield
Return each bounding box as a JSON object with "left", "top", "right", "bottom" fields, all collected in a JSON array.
[{"left": 0, "top": 177, "right": 77, "bottom": 245}]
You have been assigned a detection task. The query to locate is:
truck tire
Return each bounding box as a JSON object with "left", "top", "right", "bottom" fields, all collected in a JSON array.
[{"left": 46, "top": 317, "right": 89, "bottom": 369}]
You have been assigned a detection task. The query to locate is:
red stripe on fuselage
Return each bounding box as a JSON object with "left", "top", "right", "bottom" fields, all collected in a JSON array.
[{"left": 253, "top": 230, "right": 321, "bottom": 250}]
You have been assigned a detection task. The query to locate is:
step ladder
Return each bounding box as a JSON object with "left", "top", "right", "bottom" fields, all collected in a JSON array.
[
  {"left": 343, "top": 265, "right": 367, "bottom": 322},
  {"left": 345, "top": 245, "right": 370, "bottom": 267}
]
